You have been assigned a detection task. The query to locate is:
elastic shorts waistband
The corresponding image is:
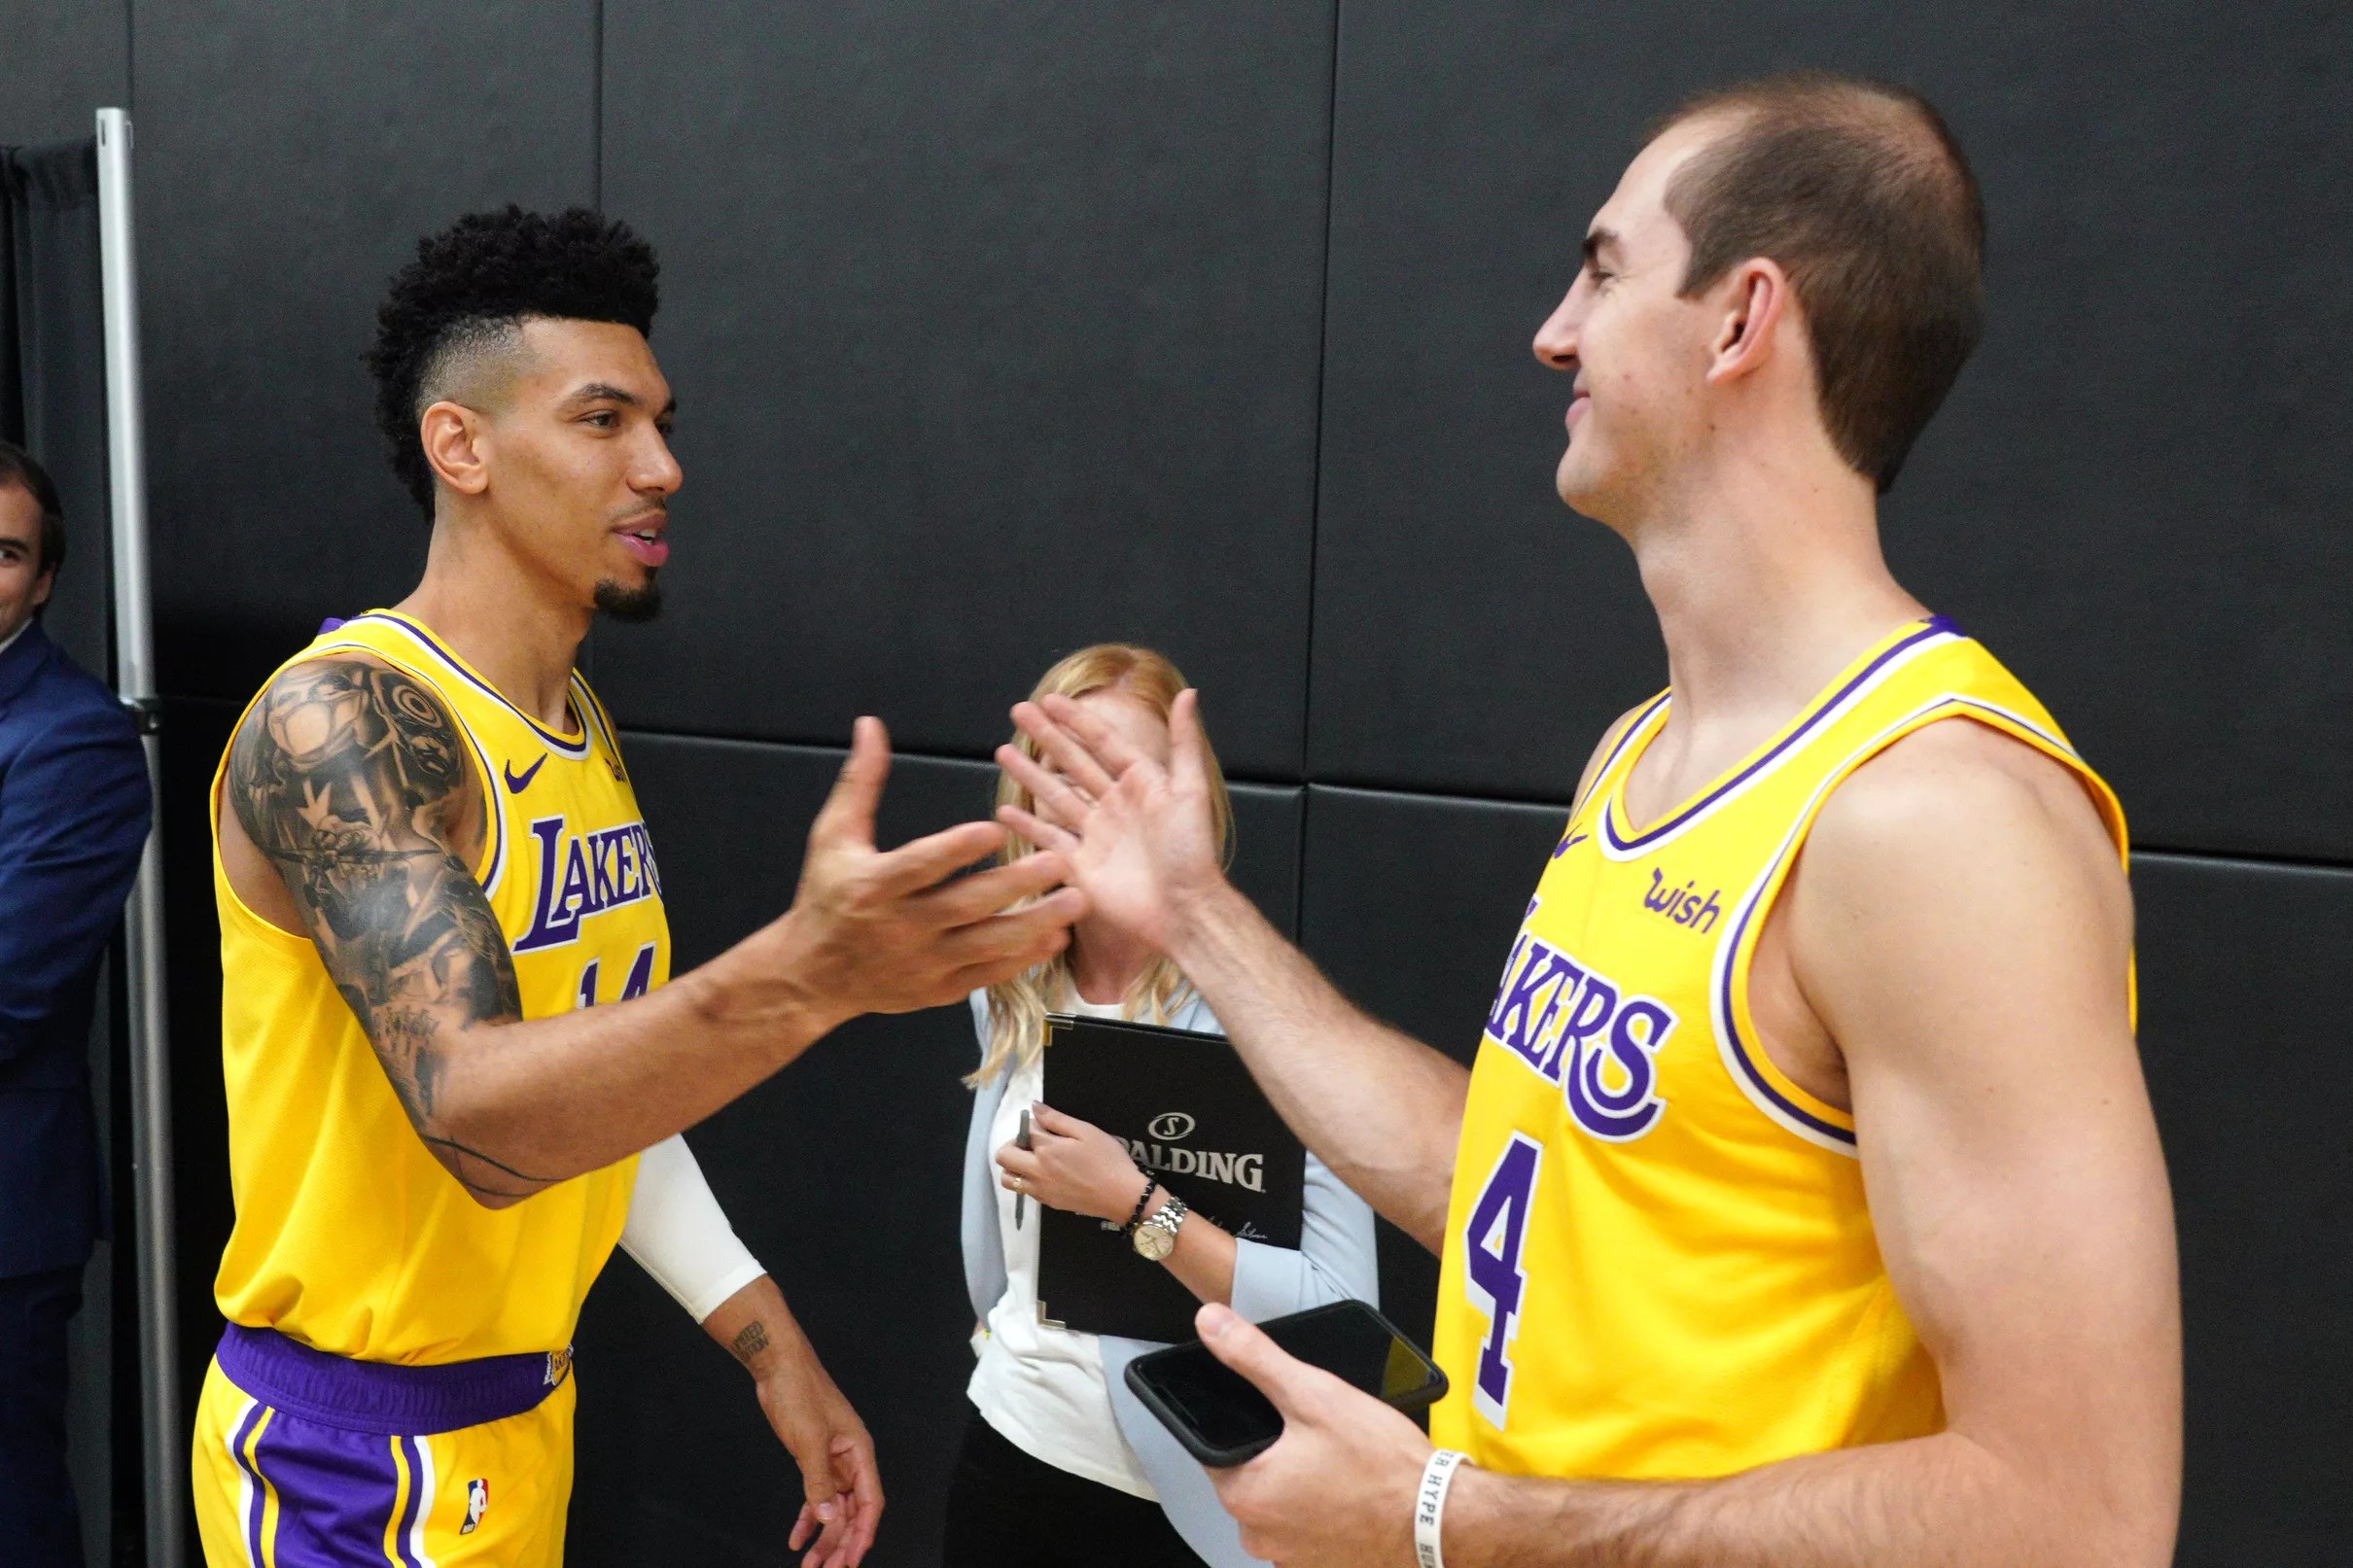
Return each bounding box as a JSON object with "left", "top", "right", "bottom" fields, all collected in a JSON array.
[{"left": 215, "top": 1323, "right": 571, "bottom": 1435}]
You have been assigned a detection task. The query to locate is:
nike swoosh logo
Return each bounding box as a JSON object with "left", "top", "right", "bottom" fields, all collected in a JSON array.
[
  {"left": 1553, "top": 832, "right": 1590, "bottom": 859},
  {"left": 504, "top": 754, "right": 547, "bottom": 793}
]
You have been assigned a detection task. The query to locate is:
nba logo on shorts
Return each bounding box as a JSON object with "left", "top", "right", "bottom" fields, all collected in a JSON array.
[{"left": 461, "top": 1479, "right": 488, "bottom": 1535}]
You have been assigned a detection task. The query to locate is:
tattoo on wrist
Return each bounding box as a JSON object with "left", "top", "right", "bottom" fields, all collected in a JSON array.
[{"left": 730, "top": 1319, "right": 771, "bottom": 1367}]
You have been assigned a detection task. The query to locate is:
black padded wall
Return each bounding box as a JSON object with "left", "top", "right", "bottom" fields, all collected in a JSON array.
[
  {"left": 590, "top": 2, "right": 1335, "bottom": 775},
  {"left": 0, "top": 2, "right": 126, "bottom": 150},
  {"left": 133, "top": 0, "right": 597, "bottom": 697},
  {"left": 0, "top": 0, "right": 2337, "bottom": 1562},
  {"left": 1313, "top": 1, "right": 2353, "bottom": 860}
]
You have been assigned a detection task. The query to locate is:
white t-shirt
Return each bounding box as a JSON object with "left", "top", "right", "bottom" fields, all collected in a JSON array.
[{"left": 967, "top": 997, "right": 1159, "bottom": 1500}]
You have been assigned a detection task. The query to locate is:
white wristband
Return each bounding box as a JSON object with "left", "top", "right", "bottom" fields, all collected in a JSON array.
[{"left": 1415, "top": 1448, "right": 1469, "bottom": 1568}]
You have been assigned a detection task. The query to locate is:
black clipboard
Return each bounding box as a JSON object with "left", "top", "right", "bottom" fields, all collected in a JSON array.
[{"left": 1034, "top": 1013, "right": 1306, "bottom": 1342}]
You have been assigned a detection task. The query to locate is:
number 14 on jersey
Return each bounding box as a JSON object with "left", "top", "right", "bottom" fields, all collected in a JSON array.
[{"left": 577, "top": 942, "right": 657, "bottom": 1009}]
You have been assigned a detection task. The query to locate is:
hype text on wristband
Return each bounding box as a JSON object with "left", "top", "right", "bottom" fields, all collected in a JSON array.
[{"left": 1415, "top": 1448, "right": 1469, "bottom": 1568}]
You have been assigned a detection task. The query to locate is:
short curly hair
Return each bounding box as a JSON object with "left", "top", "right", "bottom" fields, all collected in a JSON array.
[{"left": 366, "top": 205, "right": 660, "bottom": 518}]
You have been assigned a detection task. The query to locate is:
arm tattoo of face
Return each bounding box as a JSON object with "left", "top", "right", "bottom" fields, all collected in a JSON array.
[{"left": 229, "top": 658, "right": 550, "bottom": 1201}]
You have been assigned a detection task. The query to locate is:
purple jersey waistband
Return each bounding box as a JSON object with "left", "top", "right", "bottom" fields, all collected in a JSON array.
[{"left": 216, "top": 1323, "right": 570, "bottom": 1435}]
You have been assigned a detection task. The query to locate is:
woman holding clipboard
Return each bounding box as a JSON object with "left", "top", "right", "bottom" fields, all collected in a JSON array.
[{"left": 945, "top": 645, "right": 1379, "bottom": 1568}]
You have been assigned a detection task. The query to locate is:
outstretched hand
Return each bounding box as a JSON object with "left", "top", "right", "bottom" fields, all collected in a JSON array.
[
  {"left": 1195, "top": 1303, "right": 1432, "bottom": 1568},
  {"left": 780, "top": 716, "right": 1087, "bottom": 1028},
  {"left": 996, "top": 688, "right": 1228, "bottom": 955}
]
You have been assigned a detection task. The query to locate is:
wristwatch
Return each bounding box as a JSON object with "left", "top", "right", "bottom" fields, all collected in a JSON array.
[{"left": 1133, "top": 1193, "right": 1190, "bottom": 1261}]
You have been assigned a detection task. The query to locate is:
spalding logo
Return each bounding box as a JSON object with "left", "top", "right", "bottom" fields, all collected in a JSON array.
[{"left": 1148, "top": 1112, "right": 1196, "bottom": 1142}]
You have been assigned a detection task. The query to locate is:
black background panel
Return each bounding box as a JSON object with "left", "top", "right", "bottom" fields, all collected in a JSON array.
[
  {"left": 573, "top": 733, "right": 1300, "bottom": 1566},
  {"left": 589, "top": 1, "right": 1334, "bottom": 778},
  {"left": 0, "top": 3, "right": 125, "bottom": 146},
  {"left": 1296, "top": 783, "right": 1566, "bottom": 1345},
  {"left": 132, "top": 0, "right": 597, "bottom": 704},
  {"left": 5, "top": 1, "right": 2340, "bottom": 1557},
  {"left": 2133, "top": 854, "right": 2352, "bottom": 1566},
  {"left": 1311, "top": 1, "right": 2353, "bottom": 860}
]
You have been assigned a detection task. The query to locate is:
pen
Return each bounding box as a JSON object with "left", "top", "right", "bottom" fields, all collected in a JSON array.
[{"left": 1015, "top": 1107, "right": 1033, "bottom": 1228}]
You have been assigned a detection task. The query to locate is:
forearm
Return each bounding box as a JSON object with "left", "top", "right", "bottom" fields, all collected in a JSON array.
[
  {"left": 1168, "top": 883, "right": 1466, "bottom": 1249},
  {"left": 421, "top": 918, "right": 842, "bottom": 1196},
  {"left": 1445, "top": 1431, "right": 2121, "bottom": 1568},
  {"left": 702, "top": 1272, "right": 822, "bottom": 1384},
  {"left": 1150, "top": 1191, "right": 1236, "bottom": 1306}
]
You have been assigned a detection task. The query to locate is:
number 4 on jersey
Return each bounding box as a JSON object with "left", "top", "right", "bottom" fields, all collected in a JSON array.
[
  {"left": 577, "top": 943, "right": 656, "bottom": 1008},
  {"left": 1464, "top": 1132, "right": 1542, "bottom": 1428}
]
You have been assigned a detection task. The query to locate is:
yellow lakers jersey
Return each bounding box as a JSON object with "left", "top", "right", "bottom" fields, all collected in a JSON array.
[
  {"left": 1428, "top": 616, "right": 2126, "bottom": 1478},
  {"left": 209, "top": 610, "right": 669, "bottom": 1364}
]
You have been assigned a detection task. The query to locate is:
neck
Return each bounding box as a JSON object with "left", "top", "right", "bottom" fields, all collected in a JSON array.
[
  {"left": 1624, "top": 445, "right": 1925, "bottom": 739},
  {"left": 1068, "top": 918, "right": 1156, "bottom": 1007},
  {"left": 393, "top": 511, "right": 589, "bottom": 730}
]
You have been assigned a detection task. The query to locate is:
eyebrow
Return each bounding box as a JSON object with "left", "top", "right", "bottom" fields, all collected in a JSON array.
[
  {"left": 1582, "top": 228, "right": 1621, "bottom": 269},
  {"left": 565, "top": 382, "right": 678, "bottom": 419}
]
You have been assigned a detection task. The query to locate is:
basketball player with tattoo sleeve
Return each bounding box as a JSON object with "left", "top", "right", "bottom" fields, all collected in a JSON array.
[
  {"left": 189, "top": 208, "right": 1083, "bottom": 1568},
  {"left": 999, "top": 76, "right": 2179, "bottom": 1568}
]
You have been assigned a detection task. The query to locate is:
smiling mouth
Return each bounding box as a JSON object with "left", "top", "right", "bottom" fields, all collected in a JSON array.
[{"left": 615, "top": 517, "right": 670, "bottom": 567}]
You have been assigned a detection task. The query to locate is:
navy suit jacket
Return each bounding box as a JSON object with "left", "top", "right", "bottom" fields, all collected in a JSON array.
[{"left": 0, "top": 620, "right": 150, "bottom": 1278}]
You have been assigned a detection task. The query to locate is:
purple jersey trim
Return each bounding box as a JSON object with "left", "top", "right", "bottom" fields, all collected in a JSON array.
[
  {"left": 217, "top": 1323, "right": 565, "bottom": 1436},
  {"left": 1601, "top": 616, "right": 1962, "bottom": 854},
  {"left": 1716, "top": 837, "right": 1859, "bottom": 1148}
]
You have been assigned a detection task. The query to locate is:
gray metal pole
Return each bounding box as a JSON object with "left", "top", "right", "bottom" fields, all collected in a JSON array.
[{"left": 96, "top": 106, "right": 185, "bottom": 1568}]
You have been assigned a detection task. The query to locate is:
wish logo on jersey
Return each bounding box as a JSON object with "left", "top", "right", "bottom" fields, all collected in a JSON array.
[
  {"left": 1484, "top": 901, "right": 1677, "bottom": 1141},
  {"left": 513, "top": 815, "right": 663, "bottom": 952}
]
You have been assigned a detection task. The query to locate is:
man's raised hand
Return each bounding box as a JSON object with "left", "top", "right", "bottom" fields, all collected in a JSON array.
[
  {"left": 997, "top": 687, "right": 1227, "bottom": 954},
  {"left": 776, "top": 716, "right": 1085, "bottom": 1028}
]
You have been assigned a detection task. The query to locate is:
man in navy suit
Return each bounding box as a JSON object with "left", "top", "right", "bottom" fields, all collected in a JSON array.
[{"left": 0, "top": 440, "right": 150, "bottom": 1568}]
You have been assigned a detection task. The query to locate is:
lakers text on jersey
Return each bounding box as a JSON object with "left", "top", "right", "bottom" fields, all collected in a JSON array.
[
  {"left": 193, "top": 610, "right": 671, "bottom": 1567},
  {"left": 1428, "top": 616, "right": 2127, "bottom": 1481}
]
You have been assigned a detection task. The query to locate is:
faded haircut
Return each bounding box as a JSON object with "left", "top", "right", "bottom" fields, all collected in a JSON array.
[{"left": 1655, "top": 73, "right": 1985, "bottom": 493}]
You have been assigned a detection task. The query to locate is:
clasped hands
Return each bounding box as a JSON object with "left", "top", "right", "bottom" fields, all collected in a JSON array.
[{"left": 995, "top": 1101, "right": 1149, "bottom": 1223}]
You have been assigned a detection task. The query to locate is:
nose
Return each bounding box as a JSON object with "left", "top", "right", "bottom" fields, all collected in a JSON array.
[
  {"left": 635, "top": 426, "right": 684, "bottom": 497},
  {"left": 1532, "top": 287, "right": 1581, "bottom": 372}
]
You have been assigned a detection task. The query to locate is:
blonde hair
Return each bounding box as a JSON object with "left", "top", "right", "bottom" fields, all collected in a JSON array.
[{"left": 967, "top": 644, "right": 1235, "bottom": 1089}]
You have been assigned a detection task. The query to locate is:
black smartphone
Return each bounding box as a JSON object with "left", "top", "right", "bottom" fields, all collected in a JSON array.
[{"left": 1123, "top": 1300, "right": 1449, "bottom": 1467}]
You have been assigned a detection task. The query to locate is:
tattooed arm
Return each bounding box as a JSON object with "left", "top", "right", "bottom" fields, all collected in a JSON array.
[
  {"left": 228, "top": 656, "right": 546, "bottom": 1202},
  {"left": 221, "top": 656, "right": 1085, "bottom": 1208}
]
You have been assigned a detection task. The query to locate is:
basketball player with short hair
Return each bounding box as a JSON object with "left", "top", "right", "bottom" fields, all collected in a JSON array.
[
  {"left": 1001, "top": 75, "right": 2180, "bottom": 1566},
  {"left": 189, "top": 207, "right": 1083, "bottom": 1568}
]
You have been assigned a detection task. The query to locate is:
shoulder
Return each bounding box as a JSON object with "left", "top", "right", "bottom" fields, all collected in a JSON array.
[
  {"left": 1809, "top": 719, "right": 2121, "bottom": 889},
  {"left": 11, "top": 640, "right": 129, "bottom": 730},
  {"left": 4, "top": 650, "right": 140, "bottom": 776},
  {"left": 235, "top": 652, "right": 468, "bottom": 776},
  {"left": 1790, "top": 719, "right": 2130, "bottom": 1019}
]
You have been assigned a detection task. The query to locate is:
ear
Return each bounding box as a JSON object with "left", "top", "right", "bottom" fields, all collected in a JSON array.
[
  {"left": 1703, "top": 257, "right": 1792, "bottom": 386},
  {"left": 418, "top": 401, "right": 492, "bottom": 498},
  {"left": 29, "top": 566, "right": 53, "bottom": 613}
]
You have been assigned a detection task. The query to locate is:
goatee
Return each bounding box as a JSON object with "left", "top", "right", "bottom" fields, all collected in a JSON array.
[{"left": 594, "top": 576, "right": 662, "bottom": 624}]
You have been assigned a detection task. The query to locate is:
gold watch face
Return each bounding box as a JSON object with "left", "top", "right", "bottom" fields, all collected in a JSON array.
[{"left": 1133, "top": 1221, "right": 1176, "bottom": 1261}]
